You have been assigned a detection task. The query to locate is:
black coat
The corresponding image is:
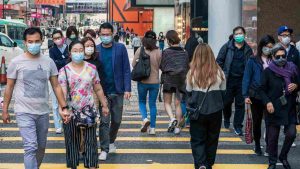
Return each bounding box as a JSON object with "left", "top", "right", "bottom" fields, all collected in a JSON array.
[
  {"left": 259, "top": 67, "right": 300, "bottom": 125},
  {"left": 49, "top": 45, "right": 69, "bottom": 71},
  {"left": 216, "top": 39, "right": 253, "bottom": 79},
  {"left": 287, "top": 45, "right": 300, "bottom": 69}
]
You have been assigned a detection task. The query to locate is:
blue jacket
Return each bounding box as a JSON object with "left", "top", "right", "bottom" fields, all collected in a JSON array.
[
  {"left": 242, "top": 57, "right": 264, "bottom": 98},
  {"left": 96, "top": 42, "right": 131, "bottom": 94},
  {"left": 49, "top": 45, "right": 69, "bottom": 71}
]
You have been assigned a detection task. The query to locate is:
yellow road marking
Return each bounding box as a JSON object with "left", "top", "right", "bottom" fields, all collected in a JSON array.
[
  {"left": 6, "top": 114, "right": 170, "bottom": 118},
  {"left": 0, "top": 136, "right": 241, "bottom": 142},
  {"left": 0, "top": 163, "right": 268, "bottom": 169},
  {"left": 0, "top": 149, "right": 254, "bottom": 154},
  {"left": 0, "top": 128, "right": 230, "bottom": 132},
  {"left": 0, "top": 120, "right": 171, "bottom": 124}
]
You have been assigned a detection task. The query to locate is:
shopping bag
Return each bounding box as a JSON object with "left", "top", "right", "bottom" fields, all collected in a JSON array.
[{"left": 245, "top": 104, "right": 253, "bottom": 144}]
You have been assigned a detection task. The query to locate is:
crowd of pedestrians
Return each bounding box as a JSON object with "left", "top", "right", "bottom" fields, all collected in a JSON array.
[{"left": 1, "top": 23, "right": 300, "bottom": 169}]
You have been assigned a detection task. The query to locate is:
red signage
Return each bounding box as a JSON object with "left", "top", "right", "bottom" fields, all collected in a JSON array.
[{"left": 35, "top": 0, "right": 65, "bottom": 5}]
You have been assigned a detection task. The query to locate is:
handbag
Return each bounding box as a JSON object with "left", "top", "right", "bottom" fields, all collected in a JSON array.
[
  {"left": 64, "top": 67, "right": 97, "bottom": 128},
  {"left": 245, "top": 104, "right": 253, "bottom": 144},
  {"left": 186, "top": 85, "right": 211, "bottom": 121},
  {"left": 131, "top": 46, "right": 151, "bottom": 81}
]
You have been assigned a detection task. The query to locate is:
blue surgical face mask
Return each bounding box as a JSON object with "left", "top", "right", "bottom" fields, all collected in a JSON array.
[
  {"left": 71, "top": 52, "right": 84, "bottom": 63},
  {"left": 100, "top": 35, "right": 113, "bottom": 45},
  {"left": 26, "top": 43, "right": 41, "bottom": 55}
]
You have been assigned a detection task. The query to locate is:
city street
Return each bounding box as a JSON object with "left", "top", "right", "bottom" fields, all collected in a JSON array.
[{"left": 0, "top": 47, "right": 299, "bottom": 169}]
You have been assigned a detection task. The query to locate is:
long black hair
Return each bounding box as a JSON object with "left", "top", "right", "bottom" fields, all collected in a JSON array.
[
  {"left": 256, "top": 35, "right": 275, "bottom": 64},
  {"left": 81, "top": 37, "right": 98, "bottom": 60}
]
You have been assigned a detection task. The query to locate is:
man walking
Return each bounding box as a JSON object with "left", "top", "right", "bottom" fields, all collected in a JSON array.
[
  {"left": 132, "top": 34, "right": 142, "bottom": 54},
  {"left": 216, "top": 26, "right": 253, "bottom": 136},
  {"left": 1, "top": 27, "right": 70, "bottom": 169},
  {"left": 97, "top": 22, "right": 131, "bottom": 161}
]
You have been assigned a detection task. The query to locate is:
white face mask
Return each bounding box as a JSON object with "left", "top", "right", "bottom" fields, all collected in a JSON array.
[
  {"left": 281, "top": 36, "right": 291, "bottom": 46},
  {"left": 85, "top": 47, "right": 94, "bottom": 56}
]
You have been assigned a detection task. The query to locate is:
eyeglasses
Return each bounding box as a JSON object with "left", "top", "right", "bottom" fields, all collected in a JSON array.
[
  {"left": 275, "top": 55, "right": 287, "bottom": 60},
  {"left": 280, "top": 34, "right": 291, "bottom": 38}
]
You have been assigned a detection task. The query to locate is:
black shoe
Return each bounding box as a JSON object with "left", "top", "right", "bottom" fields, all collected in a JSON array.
[
  {"left": 234, "top": 127, "right": 244, "bottom": 136},
  {"left": 267, "top": 164, "right": 276, "bottom": 169},
  {"left": 279, "top": 158, "right": 291, "bottom": 169},
  {"left": 224, "top": 120, "right": 230, "bottom": 129},
  {"left": 254, "top": 147, "right": 263, "bottom": 156}
]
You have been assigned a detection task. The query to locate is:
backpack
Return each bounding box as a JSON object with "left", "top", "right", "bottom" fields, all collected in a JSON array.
[{"left": 131, "top": 47, "right": 151, "bottom": 81}]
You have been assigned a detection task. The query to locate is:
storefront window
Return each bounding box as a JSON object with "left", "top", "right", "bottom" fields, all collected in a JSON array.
[
  {"left": 242, "top": 0, "right": 257, "bottom": 53},
  {"left": 174, "top": 0, "right": 190, "bottom": 44}
]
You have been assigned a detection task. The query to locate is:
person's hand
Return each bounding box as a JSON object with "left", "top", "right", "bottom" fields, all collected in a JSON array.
[
  {"left": 2, "top": 110, "right": 10, "bottom": 124},
  {"left": 60, "top": 108, "right": 71, "bottom": 124},
  {"left": 124, "top": 92, "right": 131, "bottom": 100},
  {"left": 288, "top": 83, "right": 297, "bottom": 92},
  {"left": 267, "top": 102, "right": 274, "bottom": 114},
  {"left": 245, "top": 98, "right": 252, "bottom": 104},
  {"left": 102, "top": 106, "right": 110, "bottom": 117}
]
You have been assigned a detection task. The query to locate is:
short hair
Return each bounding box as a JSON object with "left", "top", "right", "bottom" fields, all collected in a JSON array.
[
  {"left": 23, "top": 27, "right": 43, "bottom": 41},
  {"left": 233, "top": 26, "right": 246, "bottom": 34},
  {"left": 68, "top": 40, "right": 83, "bottom": 52},
  {"left": 81, "top": 37, "right": 98, "bottom": 60},
  {"left": 52, "top": 30, "right": 63, "bottom": 38},
  {"left": 99, "top": 22, "right": 114, "bottom": 33},
  {"left": 83, "top": 29, "right": 97, "bottom": 38},
  {"left": 66, "top": 26, "right": 79, "bottom": 38},
  {"left": 166, "top": 30, "right": 181, "bottom": 45},
  {"left": 271, "top": 43, "right": 287, "bottom": 56}
]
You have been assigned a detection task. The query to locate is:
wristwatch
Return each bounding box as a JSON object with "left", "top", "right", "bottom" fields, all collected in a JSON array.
[{"left": 62, "top": 105, "right": 69, "bottom": 111}]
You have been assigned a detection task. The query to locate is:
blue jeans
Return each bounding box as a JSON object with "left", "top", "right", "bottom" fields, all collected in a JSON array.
[
  {"left": 159, "top": 42, "right": 165, "bottom": 51},
  {"left": 50, "top": 86, "right": 62, "bottom": 130},
  {"left": 181, "top": 99, "right": 190, "bottom": 125},
  {"left": 137, "top": 82, "right": 159, "bottom": 128}
]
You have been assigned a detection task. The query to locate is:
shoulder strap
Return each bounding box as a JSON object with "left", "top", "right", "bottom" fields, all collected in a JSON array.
[
  {"left": 63, "top": 66, "right": 72, "bottom": 102},
  {"left": 196, "top": 85, "right": 212, "bottom": 111}
]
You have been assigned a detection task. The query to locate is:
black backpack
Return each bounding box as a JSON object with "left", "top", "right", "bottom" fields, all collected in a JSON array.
[{"left": 131, "top": 47, "right": 151, "bottom": 81}]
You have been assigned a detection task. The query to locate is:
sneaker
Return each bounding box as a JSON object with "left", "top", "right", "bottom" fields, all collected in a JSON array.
[
  {"left": 234, "top": 127, "right": 244, "bottom": 136},
  {"left": 264, "top": 152, "right": 269, "bottom": 157},
  {"left": 168, "top": 118, "right": 178, "bottom": 133},
  {"left": 109, "top": 143, "right": 117, "bottom": 153},
  {"left": 174, "top": 127, "right": 181, "bottom": 135},
  {"left": 224, "top": 120, "right": 230, "bottom": 129},
  {"left": 148, "top": 128, "right": 156, "bottom": 135},
  {"left": 56, "top": 128, "right": 62, "bottom": 134},
  {"left": 98, "top": 151, "right": 108, "bottom": 161},
  {"left": 292, "top": 142, "right": 296, "bottom": 148},
  {"left": 141, "top": 118, "right": 150, "bottom": 133},
  {"left": 199, "top": 166, "right": 207, "bottom": 169}
]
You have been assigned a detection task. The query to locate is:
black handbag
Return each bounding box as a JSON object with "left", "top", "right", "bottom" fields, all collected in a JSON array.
[
  {"left": 131, "top": 46, "right": 151, "bottom": 81},
  {"left": 64, "top": 67, "right": 97, "bottom": 128},
  {"left": 186, "top": 85, "right": 211, "bottom": 120}
]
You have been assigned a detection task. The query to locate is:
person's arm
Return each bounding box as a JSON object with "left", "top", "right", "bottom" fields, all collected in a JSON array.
[
  {"left": 93, "top": 83, "right": 109, "bottom": 116},
  {"left": 242, "top": 60, "right": 253, "bottom": 98},
  {"left": 216, "top": 44, "right": 227, "bottom": 69},
  {"left": 132, "top": 47, "right": 141, "bottom": 67},
  {"left": 2, "top": 79, "right": 15, "bottom": 123},
  {"left": 186, "top": 71, "right": 192, "bottom": 92},
  {"left": 121, "top": 45, "right": 132, "bottom": 99}
]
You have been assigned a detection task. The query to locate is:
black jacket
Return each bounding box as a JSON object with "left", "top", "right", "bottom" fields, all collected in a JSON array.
[
  {"left": 185, "top": 36, "right": 198, "bottom": 62},
  {"left": 49, "top": 45, "right": 69, "bottom": 71},
  {"left": 287, "top": 45, "right": 300, "bottom": 69},
  {"left": 216, "top": 39, "right": 253, "bottom": 79},
  {"left": 259, "top": 67, "right": 300, "bottom": 125}
]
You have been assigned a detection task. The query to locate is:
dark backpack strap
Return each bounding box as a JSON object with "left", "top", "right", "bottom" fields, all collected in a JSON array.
[{"left": 63, "top": 66, "right": 72, "bottom": 102}]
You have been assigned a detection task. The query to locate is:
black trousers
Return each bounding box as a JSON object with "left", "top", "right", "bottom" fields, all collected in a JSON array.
[
  {"left": 223, "top": 77, "right": 245, "bottom": 129},
  {"left": 250, "top": 97, "right": 265, "bottom": 147},
  {"left": 267, "top": 124, "right": 296, "bottom": 165},
  {"left": 190, "top": 111, "right": 222, "bottom": 169}
]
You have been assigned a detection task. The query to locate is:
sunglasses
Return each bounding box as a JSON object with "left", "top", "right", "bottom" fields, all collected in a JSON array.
[{"left": 275, "top": 55, "right": 287, "bottom": 60}]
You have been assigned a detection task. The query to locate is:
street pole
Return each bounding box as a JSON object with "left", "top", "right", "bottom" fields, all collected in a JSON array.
[{"left": 2, "top": 0, "right": 5, "bottom": 19}]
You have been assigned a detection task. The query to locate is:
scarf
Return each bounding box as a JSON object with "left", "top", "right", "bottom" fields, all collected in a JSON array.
[{"left": 268, "top": 61, "right": 298, "bottom": 94}]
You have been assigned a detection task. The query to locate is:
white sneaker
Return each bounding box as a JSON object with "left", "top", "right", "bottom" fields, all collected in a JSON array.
[
  {"left": 174, "top": 127, "right": 181, "bottom": 135},
  {"left": 141, "top": 118, "right": 150, "bottom": 133},
  {"left": 55, "top": 128, "right": 62, "bottom": 134},
  {"left": 168, "top": 118, "right": 178, "bottom": 133},
  {"left": 148, "top": 128, "right": 156, "bottom": 135},
  {"left": 292, "top": 142, "right": 296, "bottom": 147},
  {"left": 109, "top": 143, "right": 117, "bottom": 153},
  {"left": 98, "top": 151, "right": 108, "bottom": 161}
]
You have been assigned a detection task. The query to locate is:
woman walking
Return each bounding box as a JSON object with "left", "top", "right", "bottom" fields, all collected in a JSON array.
[
  {"left": 66, "top": 26, "right": 80, "bottom": 46},
  {"left": 187, "top": 43, "right": 226, "bottom": 169},
  {"left": 58, "top": 41, "right": 109, "bottom": 169},
  {"left": 158, "top": 32, "right": 165, "bottom": 51},
  {"left": 160, "top": 30, "right": 189, "bottom": 134},
  {"left": 259, "top": 43, "right": 299, "bottom": 169},
  {"left": 132, "top": 31, "right": 162, "bottom": 135},
  {"left": 242, "top": 35, "right": 275, "bottom": 156}
]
